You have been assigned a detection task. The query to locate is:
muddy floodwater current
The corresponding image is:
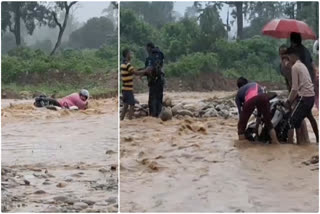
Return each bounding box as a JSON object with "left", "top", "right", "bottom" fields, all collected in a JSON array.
[
  {"left": 1, "top": 99, "right": 118, "bottom": 212},
  {"left": 120, "top": 92, "right": 319, "bottom": 212}
]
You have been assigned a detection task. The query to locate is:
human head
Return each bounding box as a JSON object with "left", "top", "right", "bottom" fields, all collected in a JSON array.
[
  {"left": 237, "top": 77, "right": 248, "bottom": 88},
  {"left": 286, "top": 47, "right": 300, "bottom": 64},
  {"left": 122, "top": 48, "right": 132, "bottom": 61},
  {"left": 290, "top": 32, "right": 302, "bottom": 46},
  {"left": 279, "top": 44, "right": 287, "bottom": 56},
  {"left": 146, "top": 42, "right": 155, "bottom": 55},
  {"left": 79, "top": 89, "right": 89, "bottom": 101}
]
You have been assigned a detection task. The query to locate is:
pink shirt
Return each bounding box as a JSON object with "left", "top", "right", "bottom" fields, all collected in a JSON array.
[{"left": 58, "top": 93, "right": 87, "bottom": 110}]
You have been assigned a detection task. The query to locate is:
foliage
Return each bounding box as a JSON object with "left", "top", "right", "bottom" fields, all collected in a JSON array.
[
  {"left": 2, "top": 47, "right": 117, "bottom": 84},
  {"left": 120, "top": 2, "right": 319, "bottom": 83},
  {"left": 68, "top": 17, "right": 116, "bottom": 49}
]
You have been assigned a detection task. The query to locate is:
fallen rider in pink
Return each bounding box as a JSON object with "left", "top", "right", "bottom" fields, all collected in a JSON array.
[
  {"left": 58, "top": 90, "right": 89, "bottom": 110},
  {"left": 33, "top": 89, "right": 89, "bottom": 110}
]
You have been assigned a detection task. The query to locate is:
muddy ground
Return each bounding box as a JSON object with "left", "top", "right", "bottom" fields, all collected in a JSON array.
[
  {"left": 1, "top": 98, "right": 118, "bottom": 212},
  {"left": 120, "top": 92, "right": 318, "bottom": 212}
]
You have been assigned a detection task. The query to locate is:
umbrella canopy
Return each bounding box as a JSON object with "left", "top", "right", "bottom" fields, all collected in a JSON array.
[{"left": 262, "top": 19, "right": 317, "bottom": 40}]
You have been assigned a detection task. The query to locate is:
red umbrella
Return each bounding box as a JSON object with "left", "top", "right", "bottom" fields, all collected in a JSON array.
[{"left": 262, "top": 19, "right": 317, "bottom": 40}]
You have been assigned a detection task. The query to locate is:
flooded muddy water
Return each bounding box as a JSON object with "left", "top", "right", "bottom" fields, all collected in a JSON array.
[
  {"left": 120, "top": 92, "right": 318, "bottom": 212},
  {"left": 1, "top": 98, "right": 118, "bottom": 212}
]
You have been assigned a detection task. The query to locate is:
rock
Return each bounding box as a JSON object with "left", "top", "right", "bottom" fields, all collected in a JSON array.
[
  {"left": 183, "top": 104, "right": 197, "bottom": 112},
  {"left": 176, "top": 109, "right": 193, "bottom": 117},
  {"left": 99, "top": 168, "right": 109, "bottom": 173},
  {"left": 219, "top": 109, "right": 230, "bottom": 119},
  {"left": 110, "top": 164, "right": 117, "bottom": 171},
  {"left": 203, "top": 108, "right": 218, "bottom": 117},
  {"left": 42, "top": 181, "right": 51, "bottom": 185},
  {"left": 105, "top": 197, "right": 117, "bottom": 205},
  {"left": 23, "top": 179, "right": 30, "bottom": 185},
  {"left": 159, "top": 107, "right": 172, "bottom": 121},
  {"left": 56, "top": 182, "right": 67, "bottom": 188},
  {"left": 73, "top": 202, "right": 88, "bottom": 210},
  {"left": 215, "top": 104, "right": 229, "bottom": 111},
  {"left": 106, "top": 150, "right": 116, "bottom": 155},
  {"left": 81, "top": 199, "right": 95, "bottom": 206},
  {"left": 53, "top": 196, "right": 70, "bottom": 203},
  {"left": 171, "top": 103, "right": 184, "bottom": 115},
  {"left": 163, "top": 96, "right": 172, "bottom": 107},
  {"left": 34, "top": 190, "right": 46, "bottom": 195}
]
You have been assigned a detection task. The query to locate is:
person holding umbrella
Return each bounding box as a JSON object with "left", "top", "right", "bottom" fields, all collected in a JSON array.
[{"left": 263, "top": 19, "right": 319, "bottom": 143}]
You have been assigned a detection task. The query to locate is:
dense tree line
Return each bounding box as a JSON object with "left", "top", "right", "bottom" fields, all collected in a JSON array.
[{"left": 121, "top": 1, "right": 318, "bottom": 82}]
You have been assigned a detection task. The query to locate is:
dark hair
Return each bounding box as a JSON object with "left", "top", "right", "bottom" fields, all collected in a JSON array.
[
  {"left": 286, "top": 47, "right": 300, "bottom": 58},
  {"left": 122, "top": 48, "right": 130, "bottom": 58},
  {"left": 279, "top": 44, "right": 287, "bottom": 51},
  {"left": 290, "top": 32, "right": 302, "bottom": 45},
  {"left": 237, "top": 77, "right": 248, "bottom": 88},
  {"left": 146, "top": 42, "right": 155, "bottom": 49}
]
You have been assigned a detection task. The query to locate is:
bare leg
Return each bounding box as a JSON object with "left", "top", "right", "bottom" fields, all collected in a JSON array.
[
  {"left": 301, "top": 120, "right": 311, "bottom": 144},
  {"left": 128, "top": 105, "right": 134, "bottom": 120},
  {"left": 307, "top": 113, "right": 319, "bottom": 143},
  {"left": 288, "top": 129, "right": 294, "bottom": 144},
  {"left": 120, "top": 104, "right": 128, "bottom": 121},
  {"left": 269, "top": 128, "right": 280, "bottom": 144}
]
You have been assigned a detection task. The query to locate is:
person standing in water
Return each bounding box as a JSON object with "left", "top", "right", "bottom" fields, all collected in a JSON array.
[
  {"left": 235, "top": 77, "right": 280, "bottom": 144},
  {"left": 144, "top": 42, "right": 165, "bottom": 117},
  {"left": 285, "top": 47, "right": 317, "bottom": 144},
  {"left": 120, "top": 49, "right": 151, "bottom": 120}
]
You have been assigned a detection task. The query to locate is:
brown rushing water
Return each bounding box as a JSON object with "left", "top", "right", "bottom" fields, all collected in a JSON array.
[
  {"left": 120, "top": 92, "right": 319, "bottom": 212},
  {"left": 1, "top": 99, "right": 118, "bottom": 212}
]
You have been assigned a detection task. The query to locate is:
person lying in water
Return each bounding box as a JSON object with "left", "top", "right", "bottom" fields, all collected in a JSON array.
[
  {"left": 235, "top": 77, "right": 280, "bottom": 144},
  {"left": 34, "top": 89, "right": 89, "bottom": 110}
]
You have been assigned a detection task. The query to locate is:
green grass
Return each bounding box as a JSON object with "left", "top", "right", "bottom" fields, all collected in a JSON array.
[{"left": 2, "top": 83, "right": 117, "bottom": 99}]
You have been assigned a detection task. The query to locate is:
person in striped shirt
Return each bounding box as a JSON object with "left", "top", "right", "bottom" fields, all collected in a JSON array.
[{"left": 120, "top": 49, "right": 151, "bottom": 120}]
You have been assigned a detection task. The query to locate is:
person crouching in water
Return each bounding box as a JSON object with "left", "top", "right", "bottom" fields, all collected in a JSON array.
[
  {"left": 120, "top": 49, "right": 151, "bottom": 120},
  {"left": 34, "top": 89, "right": 89, "bottom": 110},
  {"left": 285, "top": 47, "right": 316, "bottom": 144},
  {"left": 235, "top": 77, "right": 280, "bottom": 144}
]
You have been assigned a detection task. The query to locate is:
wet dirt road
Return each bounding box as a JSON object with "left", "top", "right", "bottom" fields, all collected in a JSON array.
[
  {"left": 120, "top": 92, "right": 318, "bottom": 212},
  {"left": 1, "top": 99, "right": 118, "bottom": 212}
]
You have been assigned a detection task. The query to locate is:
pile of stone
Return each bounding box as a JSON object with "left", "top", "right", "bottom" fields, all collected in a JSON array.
[
  {"left": 120, "top": 95, "right": 239, "bottom": 120},
  {"left": 165, "top": 96, "right": 238, "bottom": 120}
]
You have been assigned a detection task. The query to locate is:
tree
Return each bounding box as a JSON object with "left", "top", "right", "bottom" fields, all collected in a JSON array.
[
  {"left": 121, "top": 2, "right": 175, "bottom": 28},
  {"left": 68, "top": 17, "right": 115, "bottom": 49},
  {"left": 194, "top": 2, "right": 227, "bottom": 50},
  {"left": 243, "top": 2, "right": 285, "bottom": 38},
  {"left": 222, "top": 2, "right": 252, "bottom": 40},
  {"left": 102, "top": 1, "right": 118, "bottom": 29},
  {"left": 1, "top": 2, "right": 53, "bottom": 47},
  {"left": 50, "top": 1, "right": 77, "bottom": 55}
]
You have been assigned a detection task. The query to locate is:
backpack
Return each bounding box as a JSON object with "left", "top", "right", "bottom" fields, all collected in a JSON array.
[{"left": 151, "top": 47, "right": 164, "bottom": 77}]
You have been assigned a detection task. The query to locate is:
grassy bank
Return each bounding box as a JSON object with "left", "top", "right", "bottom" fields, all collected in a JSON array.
[{"left": 2, "top": 47, "right": 118, "bottom": 99}]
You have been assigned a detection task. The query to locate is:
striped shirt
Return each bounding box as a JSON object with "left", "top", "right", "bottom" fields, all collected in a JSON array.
[{"left": 121, "top": 61, "right": 134, "bottom": 91}]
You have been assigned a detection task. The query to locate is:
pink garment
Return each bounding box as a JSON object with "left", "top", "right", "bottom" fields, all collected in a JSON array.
[
  {"left": 245, "top": 84, "right": 258, "bottom": 102},
  {"left": 58, "top": 93, "right": 87, "bottom": 110}
]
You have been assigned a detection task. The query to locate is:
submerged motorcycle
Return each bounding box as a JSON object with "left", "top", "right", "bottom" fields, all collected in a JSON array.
[{"left": 245, "top": 92, "right": 291, "bottom": 143}]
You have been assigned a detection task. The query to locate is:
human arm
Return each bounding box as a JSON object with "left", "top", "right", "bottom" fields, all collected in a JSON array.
[
  {"left": 287, "top": 65, "right": 299, "bottom": 105},
  {"left": 235, "top": 92, "right": 242, "bottom": 116}
]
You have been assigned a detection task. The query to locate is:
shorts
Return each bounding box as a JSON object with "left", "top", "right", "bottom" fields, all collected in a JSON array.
[
  {"left": 122, "top": 90, "right": 135, "bottom": 106},
  {"left": 290, "top": 96, "right": 315, "bottom": 129},
  {"left": 238, "top": 93, "right": 273, "bottom": 135}
]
